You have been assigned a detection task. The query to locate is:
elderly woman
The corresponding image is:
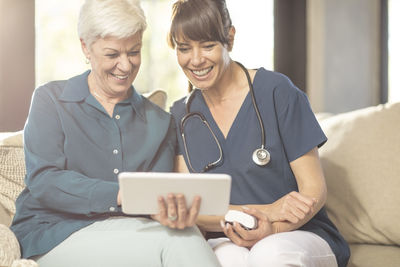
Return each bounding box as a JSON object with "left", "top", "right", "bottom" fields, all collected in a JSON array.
[{"left": 10, "top": 0, "right": 220, "bottom": 266}]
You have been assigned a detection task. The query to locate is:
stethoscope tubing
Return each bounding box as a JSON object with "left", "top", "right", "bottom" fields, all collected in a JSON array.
[
  {"left": 236, "top": 61, "right": 266, "bottom": 150},
  {"left": 180, "top": 61, "right": 269, "bottom": 172},
  {"left": 180, "top": 111, "right": 223, "bottom": 172}
]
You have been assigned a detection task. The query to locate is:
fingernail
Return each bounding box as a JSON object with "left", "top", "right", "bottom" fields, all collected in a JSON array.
[
  {"left": 220, "top": 220, "right": 225, "bottom": 228},
  {"left": 242, "top": 206, "right": 249, "bottom": 210}
]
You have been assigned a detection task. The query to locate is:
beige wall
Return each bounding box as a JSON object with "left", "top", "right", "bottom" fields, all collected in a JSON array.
[
  {"left": 307, "top": 0, "right": 381, "bottom": 114},
  {"left": 0, "top": 0, "right": 35, "bottom": 131}
]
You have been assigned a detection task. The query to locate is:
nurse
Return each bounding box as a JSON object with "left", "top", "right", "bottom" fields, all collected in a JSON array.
[{"left": 168, "top": 0, "right": 350, "bottom": 267}]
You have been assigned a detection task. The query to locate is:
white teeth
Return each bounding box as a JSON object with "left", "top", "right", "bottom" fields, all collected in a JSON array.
[
  {"left": 192, "top": 67, "right": 212, "bottom": 76},
  {"left": 112, "top": 73, "right": 128, "bottom": 80}
]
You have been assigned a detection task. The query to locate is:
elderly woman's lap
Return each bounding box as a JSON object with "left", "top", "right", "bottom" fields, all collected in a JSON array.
[{"left": 32, "top": 217, "right": 220, "bottom": 267}]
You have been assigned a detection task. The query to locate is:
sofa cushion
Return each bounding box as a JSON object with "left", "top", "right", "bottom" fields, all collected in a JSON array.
[
  {"left": 0, "top": 131, "right": 23, "bottom": 147},
  {"left": 348, "top": 244, "right": 400, "bottom": 267},
  {"left": 319, "top": 102, "right": 400, "bottom": 245},
  {"left": 0, "top": 132, "right": 25, "bottom": 226}
]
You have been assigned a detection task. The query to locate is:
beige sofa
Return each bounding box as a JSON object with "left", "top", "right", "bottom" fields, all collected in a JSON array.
[
  {"left": 318, "top": 101, "right": 400, "bottom": 267},
  {"left": 1, "top": 99, "right": 400, "bottom": 266}
]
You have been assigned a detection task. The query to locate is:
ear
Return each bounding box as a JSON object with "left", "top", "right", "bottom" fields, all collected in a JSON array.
[
  {"left": 80, "top": 38, "right": 90, "bottom": 60},
  {"left": 227, "top": 26, "right": 236, "bottom": 52}
]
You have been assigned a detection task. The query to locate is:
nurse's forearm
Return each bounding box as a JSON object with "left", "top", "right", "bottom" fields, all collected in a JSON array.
[
  {"left": 196, "top": 215, "right": 225, "bottom": 232},
  {"left": 247, "top": 183, "right": 326, "bottom": 233},
  {"left": 196, "top": 204, "right": 243, "bottom": 232},
  {"left": 270, "top": 183, "right": 327, "bottom": 233},
  {"left": 271, "top": 203, "right": 318, "bottom": 234}
]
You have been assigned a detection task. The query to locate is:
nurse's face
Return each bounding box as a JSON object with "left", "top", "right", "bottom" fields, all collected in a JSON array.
[
  {"left": 175, "top": 36, "right": 231, "bottom": 91},
  {"left": 81, "top": 32, "right": 142, "bottom": 97}
]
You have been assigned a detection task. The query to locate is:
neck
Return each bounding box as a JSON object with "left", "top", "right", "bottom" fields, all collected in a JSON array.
[
  {"left": 88, "top": 73, "right": 129, "bottom": 105},
  {"left": 202, "top": 62, "right": 248, "bottom": 104},
  {"left": 91, "top": 90, "right": 121, "bottom": 104}
]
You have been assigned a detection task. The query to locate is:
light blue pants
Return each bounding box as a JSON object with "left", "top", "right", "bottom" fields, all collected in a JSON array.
[{"left": 33, "top": 217, "right": 221, "bottom": 267}]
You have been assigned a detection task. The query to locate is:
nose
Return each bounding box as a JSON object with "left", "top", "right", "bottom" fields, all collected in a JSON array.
[
  {"left": 117, "top": 54, "right": 131, "bottom": 72},
  {"left": 191, "top": 48, "right": 205, "bottom": 66}
]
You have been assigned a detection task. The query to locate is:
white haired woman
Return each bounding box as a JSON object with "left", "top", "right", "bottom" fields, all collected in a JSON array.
[{"left": 10, "top": 0, "right": 220, "bottom": 266}]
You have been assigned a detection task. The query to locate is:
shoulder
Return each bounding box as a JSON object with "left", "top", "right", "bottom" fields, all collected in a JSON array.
[
  {"left": 33, "top": 71, "right": 89, "bottom": 102},
  {"left": 254, "top": 68, "right": 310, "bottom": 117},
  {"left": 142, "top": 96, "right": 173, "bottom": 122},
  {"left": 255, "top": 68, "right": 301, "bottom": 95},
  {"left": 170, "top": 95, "right": 188, "bottom": 120},
  {"left": 256, "top": 68, "right": 307, "bottom": 100},
  {"left": 29, "top": 80, "right": 69, "bottom": 111},
  {"left": 139, "top": 96, "right": 176, "bottom": 139},
  {"left": 34, "top": 80, "right": 67, "bottom": 98}
]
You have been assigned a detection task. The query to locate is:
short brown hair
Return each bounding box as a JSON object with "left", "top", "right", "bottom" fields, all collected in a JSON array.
[{"left": 168, "top": 0, "right": 232, "bottom": 48}]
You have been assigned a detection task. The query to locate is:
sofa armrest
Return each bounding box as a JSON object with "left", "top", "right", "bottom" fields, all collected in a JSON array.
[
  {"left": 0, "top": 223, "right": 39, "bottom": 267},
  {"left": 0, "top": 223, "right": 20, "bottom": 266}
]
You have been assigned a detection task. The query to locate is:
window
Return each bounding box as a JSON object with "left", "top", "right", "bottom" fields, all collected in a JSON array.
[
  {"left": 35, "top": 0, "right": 86, "bottom": 87},
  {"left": 388, "top": 0, "right": 400, "bottom": 102},
  {"left": 227, "top": 0, "right": 274, "bottom": 70},
  {"left": 35, "top": 0, "right": 274, "bottom": 107}
]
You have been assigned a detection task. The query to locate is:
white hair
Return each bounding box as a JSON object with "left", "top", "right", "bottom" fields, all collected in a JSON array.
[{"left": 78, "top": 0, "right": 147, "bottom": 47}]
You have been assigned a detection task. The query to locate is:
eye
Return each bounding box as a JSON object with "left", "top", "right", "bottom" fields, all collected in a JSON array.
[
  {"left": 178, "top": 48, "right": 188, "bottom": 53},
  {"left": 128, "top": 50, "right": 140, "bottom": 56},
  {"left": 177, "top": 46, "right": 190, "bottom": 53},
  {"left": 105, "top": 53, "right": 118, "bottom": 58},
  {"left": 203, "top": 43, "right": 216, "bottom": 50}
]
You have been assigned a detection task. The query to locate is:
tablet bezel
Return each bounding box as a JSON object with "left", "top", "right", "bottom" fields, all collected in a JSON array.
[{"left": 118, "top": 172, "right": 231, "bottom": 215}]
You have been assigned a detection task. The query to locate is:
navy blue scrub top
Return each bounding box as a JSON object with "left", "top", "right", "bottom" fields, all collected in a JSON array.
[
  {"left": 170, "top": 68, "right": 350, "bottom": 267},
  {"left": 11, "top": 70, "right": 176, "bottom": 258}
]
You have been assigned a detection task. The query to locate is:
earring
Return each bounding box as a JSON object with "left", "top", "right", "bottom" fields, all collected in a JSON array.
[{"left": 85, "top": 58, "right": 90, "bottom": 64}]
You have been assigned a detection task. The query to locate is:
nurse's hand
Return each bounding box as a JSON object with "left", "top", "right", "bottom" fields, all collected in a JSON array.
[
  {"left": 221, "top": 207, "right": 273, "bottom": 248},
  {"left": 267, "top": 191, "right": 316, "bottom": 224},
  {"left": 151, "top": 193, "right": 201, "bottom": 229}
]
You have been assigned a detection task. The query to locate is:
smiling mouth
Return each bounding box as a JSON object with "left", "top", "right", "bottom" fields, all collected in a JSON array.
[
  {"left": 191, "top": 66, "right": 213, "bottom": 77},
  {"left": 111, "top": 73, "right": 129, "bottom": 80}
]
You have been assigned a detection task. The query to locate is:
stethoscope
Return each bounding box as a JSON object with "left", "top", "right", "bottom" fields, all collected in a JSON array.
[{"left": 180, "top": 61, "right": 270, "bottom": 173}]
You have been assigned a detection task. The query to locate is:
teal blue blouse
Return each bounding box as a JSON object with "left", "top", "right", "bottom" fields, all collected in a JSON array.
[{"left": 11, "top": 71, "right": 176, "bottom": 258}]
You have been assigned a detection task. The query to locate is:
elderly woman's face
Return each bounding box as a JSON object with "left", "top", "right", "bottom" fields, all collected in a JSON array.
[{"left": 82, "top": 32, "right": 142, "bottom": 96}]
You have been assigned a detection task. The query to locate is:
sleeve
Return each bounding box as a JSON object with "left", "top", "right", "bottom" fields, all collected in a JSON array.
[
  {"left": 23, "top": 86, "right": 120, "bottom": 216},
  {"left": 149, "top": 116, "right": 177, "bottom": 171},
  {"left": 169, "top": 100, "right": 186, "bottom": 156},
  {"left": 274, "top": 79, "right": 327, "bottom": 162}
]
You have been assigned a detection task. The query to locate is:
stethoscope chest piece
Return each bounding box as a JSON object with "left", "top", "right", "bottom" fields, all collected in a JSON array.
[{"left": 252, "top": 148, "right": 270, "bottom": 166}]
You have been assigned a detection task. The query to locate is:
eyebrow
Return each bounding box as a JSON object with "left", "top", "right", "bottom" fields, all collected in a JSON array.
[
  {"left": 103, "top": 43, "right": 142, "bottom": 52},
  {"left": 175, "top": 40, "right": 214, "bottom": 46},
  {"left": 175, "top": 41, "right": 189, "bottom": 46}
]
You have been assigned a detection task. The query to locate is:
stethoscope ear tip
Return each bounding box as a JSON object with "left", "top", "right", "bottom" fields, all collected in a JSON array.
[{"left": 252, "top": 148, "right": 270, "bottom": 166}]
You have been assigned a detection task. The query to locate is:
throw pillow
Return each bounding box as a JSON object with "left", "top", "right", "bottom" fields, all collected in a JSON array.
[
  {"left": 319, "top": 102, "right": 400, "bottom": 245},
  {"left": 143, "top": 89, "right": 167, "bottom": 110},
  {"left": 0, "top": 132, "right": 25, "bottom": 223}
]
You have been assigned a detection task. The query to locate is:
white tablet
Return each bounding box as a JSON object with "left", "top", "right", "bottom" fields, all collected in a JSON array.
[{"left": 118, "top": 172, "right": 231, "bottom": 215}]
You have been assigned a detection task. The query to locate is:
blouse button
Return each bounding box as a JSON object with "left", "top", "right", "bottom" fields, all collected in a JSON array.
[
  {"left": 115, "top": 114, "right": 120, "bottom": 120},
  {"left": 109, "top": 207, "right": 116, "bottom": 212},
  {"left": 113, "top": 149, "right": 119, "bottom": 155},
  {"left": 113, "top": 168, "right": 119, "bottom": 174}
]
